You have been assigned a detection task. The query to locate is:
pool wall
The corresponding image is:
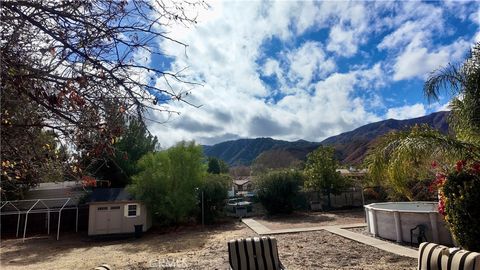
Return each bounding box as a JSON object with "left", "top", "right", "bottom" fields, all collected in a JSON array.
[{"left": 365, "top": 202, "right": 453, "bottom": 246}]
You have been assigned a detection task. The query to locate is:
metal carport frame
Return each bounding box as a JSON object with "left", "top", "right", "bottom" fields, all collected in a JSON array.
[{"left": 0, "top": 198, "right": 79, "bottom": 241}]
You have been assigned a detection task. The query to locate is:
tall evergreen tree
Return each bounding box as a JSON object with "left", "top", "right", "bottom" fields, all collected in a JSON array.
[{"left": 86, "top": 119, "right": 158, "bottom": 187}]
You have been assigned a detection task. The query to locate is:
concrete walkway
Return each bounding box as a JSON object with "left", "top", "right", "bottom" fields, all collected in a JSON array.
[
  {"left": 258, "top": 222, "right": 367, "bottom": 235},
  {"left": 242, "top": 218, "right": 417, "bottom": 258},
  {"left": 241, "top": 218, "right": 270, "bottom": 234},
  {"left": 324, "top": 227, "right": 417, "bottom": 258}
]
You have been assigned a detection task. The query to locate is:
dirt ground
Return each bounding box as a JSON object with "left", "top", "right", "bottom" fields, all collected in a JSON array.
[
  {"left": 0, "top": 220, "right": 416, "bottom": 270},
  {"left": 256, "top": 209, "right": 366, "bottom": 230}
]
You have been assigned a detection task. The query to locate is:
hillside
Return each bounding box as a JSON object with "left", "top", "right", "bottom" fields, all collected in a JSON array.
[
  {"left": 203, "top": 138, "right": 320, "bottom": 166},
  {"left": 203, "top": 111, "right": 450, "bottom": 166},
  {"left": 321, "top": 111, "right": 450, "bottom": 164}
]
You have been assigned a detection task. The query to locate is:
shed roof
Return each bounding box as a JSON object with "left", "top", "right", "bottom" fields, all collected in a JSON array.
[{"left": 89, "top": 188, "right": 135, "bottom": 203}]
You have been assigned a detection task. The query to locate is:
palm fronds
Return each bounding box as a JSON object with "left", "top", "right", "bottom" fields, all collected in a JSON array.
[
  {"left": 365, "top": 125, "right": 479, "bottom": 200},
  {"left": 424, "top": 42, "right": 480, "bottom": 144}
]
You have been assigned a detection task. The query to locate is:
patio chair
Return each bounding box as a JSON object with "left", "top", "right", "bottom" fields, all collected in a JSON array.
[
  {"left": 228, "top": 236, "right": 285, "bottom": 270},
  {"left": 418, "top": 242, "right": 480, "bottom": 270}
]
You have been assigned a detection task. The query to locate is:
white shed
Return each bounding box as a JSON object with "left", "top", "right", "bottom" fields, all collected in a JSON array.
[{"left": 88, "top": 188, "right": 151, "bottom": 236}]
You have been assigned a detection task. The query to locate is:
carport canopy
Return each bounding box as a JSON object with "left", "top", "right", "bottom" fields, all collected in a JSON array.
[{"left": 0, "top": 197, "right": 79, "bottom": 241}]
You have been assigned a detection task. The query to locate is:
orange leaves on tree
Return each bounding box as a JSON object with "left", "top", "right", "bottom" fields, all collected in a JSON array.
[{"left": 81, "top": 175, "right": 97, "bottom": 187}]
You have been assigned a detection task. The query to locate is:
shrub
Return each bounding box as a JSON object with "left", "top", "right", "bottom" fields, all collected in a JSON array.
[
  {"left": 440, "top": 161, "right": 480, "bottom": 251},
  {"left": 198, "top": 174, "right": 230, "bottom": 224},
  {"left": 128, "top": 141, "right": 204, "bottom": 226},
  {"left": 256, "top": 170, "right": 302, "bottom": 215},
  {"left": 363, "top": 187, "right": 389, "bottom": 202},
  {"left": 409, "top": 179, "right": 436, "bottom": 201}
]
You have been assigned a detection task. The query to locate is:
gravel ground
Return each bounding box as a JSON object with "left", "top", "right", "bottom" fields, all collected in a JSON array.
[{"left": 0, "top": 221, "right": 416, "bottom": 270}]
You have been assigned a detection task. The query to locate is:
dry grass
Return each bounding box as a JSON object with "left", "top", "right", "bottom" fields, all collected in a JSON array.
[{"left": 0, "top": 214, "right": 416, "bottom": 269}]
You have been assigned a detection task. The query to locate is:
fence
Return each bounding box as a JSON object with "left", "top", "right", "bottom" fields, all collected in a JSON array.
[{"left": 301, "top": 187, "right": 364, "bottom": 209}]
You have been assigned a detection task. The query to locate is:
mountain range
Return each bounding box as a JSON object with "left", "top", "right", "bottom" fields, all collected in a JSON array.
[{"left": 203, "top": 111, "right": 450, "bottom": 166}]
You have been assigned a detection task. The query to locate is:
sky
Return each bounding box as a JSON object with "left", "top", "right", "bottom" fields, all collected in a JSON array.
[{"left": 146, "top": 0, "right": 480, "bottom": 147}]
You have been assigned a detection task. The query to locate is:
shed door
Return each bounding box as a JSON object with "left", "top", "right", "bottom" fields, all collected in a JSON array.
[
  {"left": 108, "top": 206, "right": 122, "bottom": 233},
  {"left": 94, "top": 205, "right": 122, "bottom": 234},
  {"left": 94, "top": 206, "right": 109, "bottom": 234}
]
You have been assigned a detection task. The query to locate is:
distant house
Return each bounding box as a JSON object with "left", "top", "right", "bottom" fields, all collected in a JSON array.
[
  {"left": 88, "top": 188, "right": 151, "bottom": 236},
  {"left": 233, "top": 177, "right": 253, "bottom": 192}
]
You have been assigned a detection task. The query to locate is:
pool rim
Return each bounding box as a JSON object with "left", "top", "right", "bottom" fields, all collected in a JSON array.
[{"left": 364, "top": 201, "right": 439, "bottom": 214}]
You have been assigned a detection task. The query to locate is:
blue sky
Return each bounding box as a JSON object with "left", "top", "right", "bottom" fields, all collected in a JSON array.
[{"left": 146, "top": 0, "right": 480, "bottom": 147}]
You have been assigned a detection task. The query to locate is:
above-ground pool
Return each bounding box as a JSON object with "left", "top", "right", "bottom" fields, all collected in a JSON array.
[{"left": 364, "top": 202, "right": 453, "bottom": 246}]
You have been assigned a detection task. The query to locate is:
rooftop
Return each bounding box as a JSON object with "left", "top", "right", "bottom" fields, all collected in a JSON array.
[{"left": 89, "top": 188, "right": 135, "bottom": 203}]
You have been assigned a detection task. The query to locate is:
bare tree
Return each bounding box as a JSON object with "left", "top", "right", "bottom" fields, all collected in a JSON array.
[{"left": 1, "top": 0, "right": 206, "bottom": 198}]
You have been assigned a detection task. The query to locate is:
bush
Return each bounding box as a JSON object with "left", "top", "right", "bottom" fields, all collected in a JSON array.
[
  {"left": 409, "top": 179, "right": 436, "bottom": 201},
  {"left": 128, "top": 141, "right": 204, "bottom": 226},
  {"left": 198, "top": 174, "right": 230, "bottom": 224},
  {"left": 442, "top": 163, "right": 480, "bottom": 251},
  {"left": 363, "top": 186, "right": 388, "bottom": 202},
  {"left": 256, "top": 170, "right": 302, "bottom": 215}
]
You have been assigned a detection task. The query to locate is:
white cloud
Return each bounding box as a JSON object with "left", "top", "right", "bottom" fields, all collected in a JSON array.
[
  {"left": 285, "top": 41, "right": 336, "bottom": 88},
  {"left": 444, "top": 0, "right": 479, "bottom": 22},
  {"left": 470, "top": 9, "right": 480, "bottom": 25},
  {"left": 378, "top": 22, "right": 428, "bottom": 50},
  {"left": 324, "top": 3, "right": 371, "bottom": 57},
  {"left": 428, "top": 101, "right": 451, "bottom": 113},
  {"left": 275, "top": 65, "right": 384, "bottom": 139},
  {"left": 475, "top": 32, "right": 480, "bottom": 43},
  {"left": 143, "top": 1, "right": 477, "bottom": 147},
  {"left": 263, "top": 59, "right": 281, "bottom": 77},
  {"left": 377, "top": 2, "right": 444, "bottom": 50},
  {"left": 327, "top": 26, "right": 358, "bottom": 57},
  {"left": 386, "top": 104, "right": 426, "bottom": 120},
  {"left": 376, "top": 1, "right": 475, "bottom": 81},
  {"left": 393, "top": 38, "right": 471, "bottom": 81}
]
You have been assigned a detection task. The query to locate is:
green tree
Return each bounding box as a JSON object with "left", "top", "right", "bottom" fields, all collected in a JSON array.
[
  {"left": 198, "top": 174, "right": 231, "bottom": 224},
  {"left": 256, "top": 170, "right": 303, "bottom": 215},
  {"left": 207, "top": 157, "right": 229, "bottom": 174},
  {"left": 366, "top": 43, "right": 480, "bottom": 200},
  {"left": 207, "top": 157, "right": 221, "bottom": 174},
  {"left": 304, "top": 146, "right": 345, "bottom": 208},
  {"left": 112, "top": 120, "right": 158, "bottom": 179},
  {"left": 128, "top": 141, "right": 204, "bottom": 225},
  {"left": 87, "top": 119, "right": 158, "bottom": 187},
  {"left": 219, "top": 159, "right": 230, "bottom": 174}
]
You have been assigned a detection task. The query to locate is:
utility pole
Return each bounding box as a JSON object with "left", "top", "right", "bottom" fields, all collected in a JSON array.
[{"left": 201, "top": 190, "right": 204, "bottom": 230}]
